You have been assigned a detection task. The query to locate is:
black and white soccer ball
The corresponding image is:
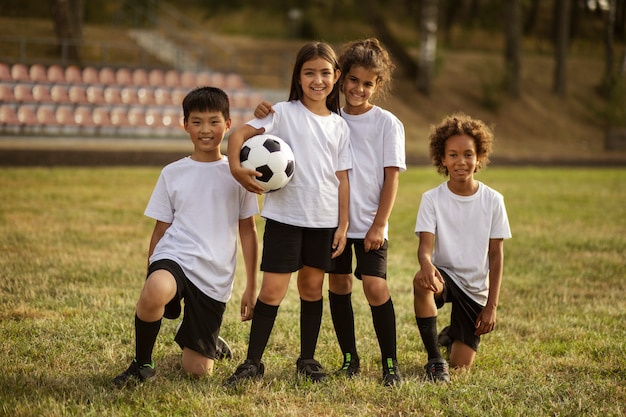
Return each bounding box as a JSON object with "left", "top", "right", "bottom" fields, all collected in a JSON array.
[{"left": 240, "top": 134, "right": 295, "bottom": 193}]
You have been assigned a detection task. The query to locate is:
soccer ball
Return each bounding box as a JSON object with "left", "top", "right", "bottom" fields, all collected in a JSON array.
[{"left": 240, "top": 134, "right": 295, "bottom": 193}]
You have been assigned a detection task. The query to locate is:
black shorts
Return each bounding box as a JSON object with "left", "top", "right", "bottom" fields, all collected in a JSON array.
[
  {"left": 329, "top": 238, "right": 388, "bottom": 280},
  {"left": 435, "top": 269, "right": 483, "bottom": 352},
  {"left": 147, "top": 259, "right": 226, "bottom": 360},
  {"left": 260, "top": 219, "right": 337, "bottom": 273}
]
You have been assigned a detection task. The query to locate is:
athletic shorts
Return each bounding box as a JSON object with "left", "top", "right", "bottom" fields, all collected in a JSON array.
[
  {"left": 329, "top": 238, "right": 388, "bottom": 280},
  {"left": 260, "top": 219, "right": 337, "bottom": 273},
  {"left": 435, "top": 269, "right": 484, "bottom": 352},
  {"left": 147, "top": 259, "right": 226, "bottom": 360}
]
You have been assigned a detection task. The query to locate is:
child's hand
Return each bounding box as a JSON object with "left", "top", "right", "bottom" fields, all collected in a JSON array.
[
  {"left": 364, "top": 225, "right": 385, "bottom": 252},
  {"left": 414, "top": 264, "right": 443, "bottom": 293},
  {"left": 474, "top": 304, "right": 497, "bottom": 336},
  {"left": 254, "top": 101, "right": 274, "bottom": 119},
  {"left": 231, "top": 164, "right": 265, "bottom": 194},
  {"left": 330, "top": 229, "right": 347, "bottom": 259},
  {"left": 240, "top": 287, "right": 256, "bottom": 321}
]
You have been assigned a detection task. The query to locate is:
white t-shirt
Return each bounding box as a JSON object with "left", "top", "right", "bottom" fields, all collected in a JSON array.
[
  {"left": 414, "top": 181, "right": 512, "bottom": 305},
  {"left": 145, "top": 156, "right": 259, "bottom": 303},
  {"left": 341, "top": 105, "right": 406, "bottom": 239},
  {"left": 247, "top": 100, "right": 352, "bottom": 228}
]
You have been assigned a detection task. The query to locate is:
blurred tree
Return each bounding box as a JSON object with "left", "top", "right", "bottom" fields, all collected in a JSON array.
[
  {"left": 504, "top": 0, "right": 522, "bottom": 98},
  {"left": 553, "top": 0, "right": 571, "bottom": 97},
  {"left": 417, "top": 0, "right": 438, "bottom": 95},
  {"left": 49, "top": 0, "right": 83, "bottom": 63}
]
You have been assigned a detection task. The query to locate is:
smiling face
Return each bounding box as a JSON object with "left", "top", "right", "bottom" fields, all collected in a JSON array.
[
  {"left": 298, "top": 57, "right": 340, "bottom": 113},
  {"left": 342, "top": 65, "right": 378, "bottom": 115},
  {"left": 442, "top": 134, "right": 478, "bottom": 183},
  {"left": 184, "top": 110, "right": 230, "bottom": 162}
]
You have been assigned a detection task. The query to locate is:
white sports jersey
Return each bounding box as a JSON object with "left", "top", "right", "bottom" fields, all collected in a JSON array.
[
  {"left": 415, "top": 181, "right": 512, "bottom": 305},
  {"left": 248, "top": 100, "right": 352, "bottom": 228},
  {"left": 341, "top": 105, "right": 406, "bottom": 239},
  {"left": 145, "top": 156, "right": 259, "bottom": 303}
]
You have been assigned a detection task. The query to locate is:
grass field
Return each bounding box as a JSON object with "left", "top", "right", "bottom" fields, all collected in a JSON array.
[{"left": 0, "top": 166, "right": 624, "bottom": 416}]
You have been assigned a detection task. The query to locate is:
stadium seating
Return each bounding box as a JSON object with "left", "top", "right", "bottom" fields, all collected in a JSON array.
[{"left": 0, "top": 61, "right": 260, "bottom": 138}]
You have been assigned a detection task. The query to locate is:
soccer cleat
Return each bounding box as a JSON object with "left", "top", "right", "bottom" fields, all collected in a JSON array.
[
  {"left": 296, "top": 357, "right": 327, "bottom": 382},
  {"left": 336, "top": 352, "right": 360, "bottom": 377},
  {"left": 215, "top": 336, "right": 232, "bottom": 360},
  {"left": 223, "top": 359, "right": 264, "bottom": 386},
  {"left": 112, "top": 359, "right": 156, "bottom": 388},
  {"left": 424, "top": 358, "right": 450, "bottom": 383},
  {"left": 382, "top": 358, "right": 402, "bottom": 387},
  {"left": 438, "top": 326, "right": 452, "bottom": 355}
]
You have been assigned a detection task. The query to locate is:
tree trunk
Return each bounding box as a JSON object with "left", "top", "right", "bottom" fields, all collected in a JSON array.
[
  {"left": 553, "top": 0, "right": 571, "bottom": 97},
  {"left": 417, "top": 0, "right": 438, "bottom": 96},
  {"left": 361, "top": 0, "right": 418, "bottom": 79},
  {"left": 504, "top": 0, "right": 522, "bottom": 98},
  {"left": 49, "top": 0, "right": 82, "bottom": 63}
]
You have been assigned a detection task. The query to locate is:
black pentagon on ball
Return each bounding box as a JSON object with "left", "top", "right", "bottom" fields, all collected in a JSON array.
[
  {"left": 240, "top": 145, "right": 251, "bottom": 162},
  {"left": 285, "top": 160, "right": 294, "bottom": 177},
  {"left": 256, "top": 165, "right": 274, "bottom": 183},
  {"left": 263, "top": 139, "right": 281, "bottom": 153}
]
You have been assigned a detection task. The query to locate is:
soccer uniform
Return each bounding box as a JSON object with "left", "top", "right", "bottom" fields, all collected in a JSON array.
[
  {"left": 415, "top": 181, "right": 511, "bottom": 350},
  {"left": 145, "top": 156, "right": 258, "bottom": 356}
]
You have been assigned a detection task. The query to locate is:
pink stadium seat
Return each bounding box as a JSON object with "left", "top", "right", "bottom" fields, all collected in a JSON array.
[
  {"left": 86, "top": 86, "right": 105, "bottom": 104},
  {"left": 137, "top": 87, "right": 155, "bottom": 105},
  {"left": 195, "top": 71, "right": 212, "bottom": 86},
  {"left": 171, "top": 88, "right": 187, "bottom": 106},
  {"left": 116, "top": 68, "right": 133, "bottom": 86},
  {"left": 154, "top": 88, "right": 171, "bottom": 106},
  {"left": 230, "top": 91, "right": 248, "bottom": 110},
  {"left": 210, "top": 72, "right": 226, "bottom": 88},
  {"left": 180, "top": 71, "right": 197, "bottom": 88},
  {"left": 103, "top": 86, "right": 122, "bottom": 105},
  {"left": 68, "top": 85, "right": 88, "bottom": 104},
  {"left": 73, "top": 106, "right": 95, "bottom": 127},
  {"left": 17, "top": 105, "right": 38, "bottom": 127},
  {"left": 36, "top": 105, "right": 61, "bottom": 133},
  {"left": 144, "top": 108, "right": 163, "bottom": 128},
  {"left": 99, "top": 67, "right": 116, "bottom": 85},
  {"left": 50, "top": 85, "right": 71, "bottom": 104},
  {"left": 110, "top": 106, "right": 130, "bottom": 126},
  {"left": 226, "top": 73, "right": 246, "bottom": 90},
  {"left": 0, "top": 83, "right": 16, "bottom": 102},
  {"left": 92, "top": 107, "right": 113, "bottom": 126},
  {"left": 162, "top": 108, "right": 183, "bottom": 131},
  {"left": 11, "top": 64, "right": 30, "bottom": 82},
  {"left": 32, "top": 84, "right": 53, "bottom": 103},
  {"left": 120, "top": 87, "right": 139, "bottom": 105},
  {"left": 55, "top": 105, "right": 76, "bottom": 125},
  {"left": 29, "top": 64, "right": 48, "bottom": 83},
  {"left": 148, "top": 69, "right": 165, "bottom": 87},
  {"left": 82, "top": 66, "right": 99, "bottom": 85},
  {"left": 164, "top": 70, "right": 180, "bottom": 88},
  {"left": 65, "top": 65, "right": 82, "bottom": 84},
  {"left": 13, "top": 84, "right": 34, "bottom": 103},
  {"left": 47, "top": 65, "right": 65, "bottom": 84},
  {"left": 132, "top": 68, "right": 149, "bottom": 86},
  {"left": 0, "top": 104, "right": 20, "bottom": 134},
  {"left": 127, "top": 107, "right": 146, "bottom": 125},
  {"left": 0, "top": 63, "right": 11, "bottom": 82}
]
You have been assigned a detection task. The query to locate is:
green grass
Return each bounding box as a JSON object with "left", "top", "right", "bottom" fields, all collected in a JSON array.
[{"left": 0, "top": 167, "right": 624, "bottom": 416}]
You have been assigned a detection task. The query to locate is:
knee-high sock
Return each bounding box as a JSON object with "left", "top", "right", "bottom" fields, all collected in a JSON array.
[
  {"left": 135, "top": 314, "right": 161, "bottom": 365},
  {"left": 371, "top": 298, "right": 397, "bottom": 363},
  {"left": 329, "top": 291, "right": 357, "bottom": 356},
  {"left": 246, "top": 299, "right": 279, "bottom": 364},
  {"left": 300, "top": 298, "right": 323, "bottom": 360},
  {"left": 416, "top": 316, "right": 441, "bottom": 360}
]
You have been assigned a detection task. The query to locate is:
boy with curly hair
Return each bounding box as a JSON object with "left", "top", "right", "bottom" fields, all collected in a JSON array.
[{"left": 412, "top": 113, "right": 511, "bottom": 383}]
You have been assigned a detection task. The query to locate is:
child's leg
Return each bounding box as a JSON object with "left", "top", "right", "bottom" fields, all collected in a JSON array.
[
  {"left": 449, "top": 341, "right": 477, "bottom": 369},
  {"left": 328, "top": 273, "right": 357, "bottom": 358},
  {"left": 413, "top": 279, "right": 443, "bottom": 360},
  {"left": 181, "top": 347, "right": 213, "bottom": 377},
  {"left": 246, "top": 272, "right": 291, "bottom": 364},
  {"left": 363, "top": 275, "right": 396, "bottom": 362},
  {"left": 134, "top": 269, "right": 177, "bottom": 365},
  {"left": 297, "top": 266, "right": 325, "bottom": 359}
]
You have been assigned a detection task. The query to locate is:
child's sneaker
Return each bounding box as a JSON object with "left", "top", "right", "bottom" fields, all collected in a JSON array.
[
  {"left": 336, "top": 352, "right": 360, "bottom": 377},
  {"left": 223, "top": 359, "right": 264, "bottom": 386},
  {"left": 382, "top": 358, "right": 402, "bottom": 387},
  {"left": 296, "top": 357, "right": 327, "bottom": 382},
  {"left": 215, "top": 336, "right": 232, "bottom": 360},
  {"left": 112, "top": 360, "right": 156, "bottom": 388},
  {"left": 424, "top": 358, "right": 450, "bottom": 383}
]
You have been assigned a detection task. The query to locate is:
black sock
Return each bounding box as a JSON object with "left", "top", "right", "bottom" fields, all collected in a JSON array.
[
  {"left": 300, "top": 298, "right": 323, "bottom": 360},
  {"left": 416, "top": 316, "right": 442, "bottom": 360},
  {"left": 246, "top": 299, "right": 278, "bottom": 364},
  {"left": 371, "top": 298, "right": 397, "bottom": 364},
  {"left": 329, "top": 291, "right": 357, "bottom": 357},
  {"left": 134, "top": 314, "right": 161, "bottom": 365}
]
